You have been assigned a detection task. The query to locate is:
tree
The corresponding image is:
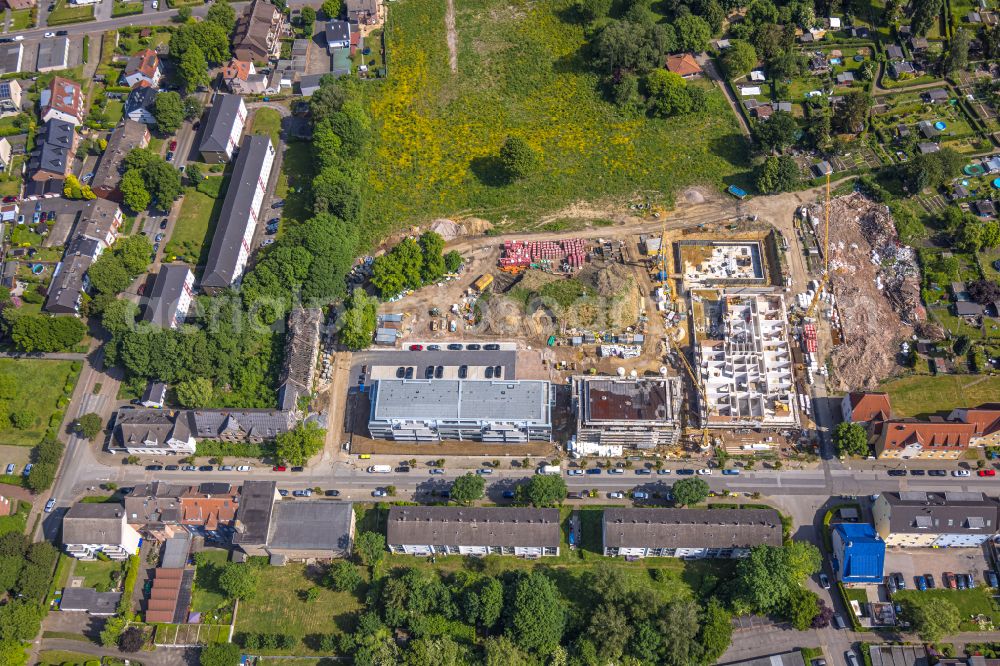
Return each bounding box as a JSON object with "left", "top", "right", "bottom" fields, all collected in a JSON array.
[
  {"left": 578, "top": 0, "right": 612, "bottom": 21},
  {"left": 327, "top": 560, "right": 363, "bottom": 592},
  {"left": 786, "top": 586, "right": 820, "bottom": 630},
  {"left": 338, "top": 290, "right": 377, "bottom": 349},
  {"left": 784, "top": 540, "right": 821, "bottom": 581},
  {"left": 176, "top": 6, "right": 192, "bottom": 21},
  {"left": 836, "top": 91, "right": 871, "bottom": 133},
  {"left": 153, "top": 91, "right": 185, "bottom": 134},
  {"left": 63, "top": 174, "right": 96, "bottom": 200},
  {"left": 300, "top": 6, "right": 316, "bottom": 32},
  {"left": 911, "top": 0, "right": 943, "bottom": 36},
  {"left": 175, "top": 377, "right": 214, "bottom": 408},
  {"left": 754, "top": 111, "right": 797, "bottom": 153},
  {"left": 0, "top": 555, "right": 21, "bottom": 591},
  {"left": 674, "top": 14, "right": 712, "bottom": 52},
  {"left": 184, "top": 95, "right": 204, "bottom": 121},
  {"left": 186, "top": 162, "right": 205, "bottom": 187},
  {"left": 178, "top": 45, "right": 210, "bottom": 92},
  {"left": 144, "top": 158, "right": 184, "bottom": 206},
  {"left": 115, "top": 235, "right": 154, "bottom": 275},
  {"left": 722, "top": 40, "right": 758, "bottom": 78},
  {"left": 477, "top": 577, "right": 504, "bottom": 629},
  {"left": 755, "top": 155, "right": 800, "bottom": 193},
  {"left": 834, "top": 421, "right": 869, "bottom": 457},
  {"left": 10, "top": 409, "right": 34, "bottom": 430},
  {"left": 120, "top": 169, "right": 151, "bottom": 212},
  {"left": 484, "top": 636, "right": 532, "bottom": 666},
  {"left": 418, "top": 231, "right": 446, "bottom": 284},
  {"left": 219, "top": 563, "right": 259, "bottom": 600},
  {"left": 26, "top": 462, "right": 57, "bottom": 492},
  {"left": 274, "top": 421, "right": 326, "bottom": 466},
  {"left": 355, "top": 531, "right": 386, "bottom": 567},
  {"left": 450, "top": 473, "right": 485, "bottom": 505},
  {"left": 205, "top": 1, "right": 236, "bottom": 31},
  {"left": 75, "top": 413, "right": 103, "bottom": 440},
  {"left": 201, "top": 643, "right": 240, "bottom": 666},
  {"left": 321, "top": 0, "right": 342, "bottom": 18},
  {"left": 7, "top": 312, "right": 86, "bottom": 352},
  {"left": 521, "top": 474, "right": 568, "bottom": 506},
  {"left": 119, "top": 626, "right": 146, "bottom": 652},
  {"left": 507, "top": 572, "right": 566, "bottom": 654},
  {"left": 594, "top": 20, "right": 675, "bottom": 73},
  {"left": 312, "top": 167, "right": 363, "bottom": 220},
  {"left": 87, "top": 253, "right": 131, "bottom": 295},
  {"left": 444, "top": 251, "right": 463, "bottom": 273},
  {"left": 968, "top": 279, "right": 1000, "bottom": 305},
  {"left": 944, "top": 28, "right": 971, "bottom": 74},
  {"left": 404, "top": 636, "right": 467, "bottom": 666},
  {"left": 0, "top": 640, "right": 27, "bottom": 666},
  {"left": 672, "top": 477, "right": 710, "bottom": 506},
  {"left": 0, "top": 601, "right": 41, "bottom": 643},
  {"left": 645, "top": 69, "right": 691, "bottom": 117},
  {"left": 660, "top": 599, "right": 703, "bottom": 666},
  {"left": 904, "top": 596, "right": 960, "bottom": 641},
  {"left": 498, "top": 136, "right": 538, "bottom": 180},
  {"left": 697, "top": 598, "right": 733, "bottom": 664},
  {"left": 99, "top": 614, "right": 127, "bottom": 647},
  {"left": 170, "top": 21, "right": 231, "bottom": 63}
]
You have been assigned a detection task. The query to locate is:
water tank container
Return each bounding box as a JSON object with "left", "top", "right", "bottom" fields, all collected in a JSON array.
[
  {"left": 629, "top": 370, "right": 638, "bottom": 378},
  {"left": 659, "top": 366, "right": 668, "bottom": 376},
  {"left": 617, "top": 367, "right": 627, "bottom": 377}
]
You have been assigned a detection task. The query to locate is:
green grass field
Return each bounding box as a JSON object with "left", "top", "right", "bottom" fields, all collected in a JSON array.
[
  {"left": 274, "top": 142, "right": 313, "bottom": 235},
  {"left": 357, "top": 0, "right": 748, "bottom": 239},
  {"left": 191, "top": 548, "right": 230, "bottom": 615},
  {"left": 73, "top": 558, "right": 123, "bottom": 591},
  {"left": 45, "top": 0, "right": 94, "bottom": 25},
  {"left": 0, "top": 500, "right": 29, "bottom": 537},
  {"left": 0, "top": 359, "right": 77, "bottom": 446},
  {"left": 895, "top": 587, "right": 1000, "bottom": 631},
  {"left": 36, "top": 650, "right": 100, "bottom": 666},
  {"left": 165, "top": 188, "right": 223, "bottom": 267},
  {"left": 234, "top": 563, "right": 366, "bottom": 653},
  {"left": 878, "top": 375, "right": 1000, "bottom": 417},
  {"left": 9, "top": 9, "right": 33, "bottom": 30},
  {"left": 248, "top": 107, "right": 282, "bottom": 147},
  {"left": 112, "top": 0, "right": 143, "bottom": 17}
]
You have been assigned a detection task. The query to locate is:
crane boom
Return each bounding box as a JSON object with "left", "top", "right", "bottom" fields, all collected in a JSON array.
[{"left": 806, "top": 171, "right": 831, "bottom": 319}]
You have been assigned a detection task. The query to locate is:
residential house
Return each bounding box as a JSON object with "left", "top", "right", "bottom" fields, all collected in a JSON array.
[
  {"left": 849, "top": 26, "right": 870, "bottom": 38},
  {"left": 870, "top": 418, "right": 976, "bottom": 458},
  {"left": 918, "top": 119, "right": 939, "bottom": 138},
  {"left": 890, "top": 61, "right": 916, "bottom": 77},
  {"left": 40, "top": 76, "right": 84, "bottom": 126},
  {"left": 62, "top": 502, "right": 141, "bottom": 560},
  {"left": 841, "top": 392, "right": 892, "bottom": 424},
  {"left": 0, "top": 80, "right": 21, "bottom": 116},
  {"left": 188, "top": 409, "right": 295, "bottom": 442},
  {"left": 974, "top": 199, "right": 996, "bottom": 217},
  {"left": 665, "top": 53, "right": 703, "bottom": 78},
  {"left": 233, "top": 0, "right": 285, "bottom": 62},
  {"left": 233, "top": 481, "right": 356, "bottom": 563},
  {"left": 602, "top": 508, "right": 783, "bottom": 558},
  {"left": 124, "top": 84, "right": 157, "bottom": 124},
  {"left": 112, "top": 408, "right": 197, "bottom": 455},
  {"left": 44, "top": 236, "right": 99, "bottom": 314},
  {"left": 917, "top": 142, "right": 940, "bottom": 154},
  {"left": 949, "top": 404, "right": 1000, "bottom": 447},
  {"left": 299, "top": 73, "right": 326, "bottom": 96},
  {"left": 326, "top": 20, "right": 351, "bottom": 51},
  {"left": 140, "top": 381, "right": 166, "bottom": 408},
  {"left": 58, "top": 587, "right": 121, "bottom": 615},
  {"left": 0, "top": 202, "right": 16, "bottom": 221},
  {"left": 0, "top": 137, "right": 10, "bottom": 172},
  {"left": 142, "top": 263, "right": 195, "bottom": 329},
  {"left": 72, "top": 198, "right": 123, "bottom": 249},
  {"left": 832, "top": 522, "right": 885, "bottom": 584},
  {"left": 345, "top": 0, "right": 378, "bottom": 25},
  {"left": 198, "top": 93, "right": 247, "bottom": 163},
  {"left": 836, "top": 71, "right": 855, "bottom": 84},
  {"left": 277, "top": 307, "right": 321, "bottom": 411},
  {"left": 873, "top": 491, "right": 1000, "bottom": 547},
  {"left": 0, "top": 43, "right": 23, "bottom": 76},
  {"left": 28, "top": 118, "right": 75, "bottom": 182},
  {"left": 125, "top": 481, "right": 242, "bottom": 540},
  {"left": 36, "top": 37, "right": 69, "bottom": 72},
  {"left": 955, "top": 301, "right": 985, "bottom": 316},
  {"left": 200, "top": 135, "right": 275, "bottom": 292},
  {"left": 222, "top": 59, "right": 268, "bottom": 95},
  {"left": 122, "top": 48, "right": 161, "bottom": 88},
  {"left": 386, "top": 506, "right": 560, "bottom": 557},
  {"left": 924, "top": 88, "right": 949, "bottom": 103},
  {"left": 911, "top": 37, "right": 929, "bottom": 51},
  {"left": 886, "top": 44, "right": 905, "bottom": 60},
  {"left": 91, "top": 120, "right": 150, "bottom": 201}
]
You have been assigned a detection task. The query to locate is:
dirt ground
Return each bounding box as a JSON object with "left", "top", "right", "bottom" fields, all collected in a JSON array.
[{"left": 820, "top": 193, "right": 919, "bottom": 391}]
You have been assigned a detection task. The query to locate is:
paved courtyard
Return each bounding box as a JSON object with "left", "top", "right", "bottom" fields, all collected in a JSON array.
[{"left": 883, "top": 546, "right": 992, "bottom": 589}]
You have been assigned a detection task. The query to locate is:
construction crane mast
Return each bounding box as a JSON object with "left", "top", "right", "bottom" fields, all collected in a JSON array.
[
  {"left": 664, "top": 333, "right": 711, "bottom": 449},
  {"left": 806, "top": 171, "right": 832, "bottom": 319}
]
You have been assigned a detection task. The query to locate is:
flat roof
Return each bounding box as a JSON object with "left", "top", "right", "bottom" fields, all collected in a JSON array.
[
  {"left": 232, "top": 480, "right": 276, "bottom": 545},
  {"left": 267, "top": 501, "right": 354, "bottom": 551},
  {"left": 581, "top": 377, "right": 677, "bottom": 423},
  {"left": 372, "top": 379, "right": 550, "bottom": 423}
]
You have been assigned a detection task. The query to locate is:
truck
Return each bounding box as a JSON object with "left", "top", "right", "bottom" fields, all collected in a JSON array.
[
  {"left": 473, "top": 274, "right": 494, "bottom": 292},
  {"left": 538, "top": 465, "right": 561, "bottom": 475},
  {"left": 367, "top": 465, "right": 392, "bottom": 473},
  {"left": 727, "top": 185, "right": 748, "bottom": 200}
]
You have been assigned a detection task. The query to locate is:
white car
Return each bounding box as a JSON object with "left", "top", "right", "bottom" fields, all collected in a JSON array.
[
  {"left": 43, "top": 31, "right": 55, "bottom": 38},
  {"left": 44, "top": 499, "right": 56, "bottom": 512},
  {"left": 953, "top": 469, "right": 971, "bottom": 477},
  {"left": 567, "top": 469, "right": 584, "bottom": 476},
  {"left": 697, "top": 469, "right": 713, "bottom": 475},
  {"left": 237, "top": 465, "right": 251, "bottom": 472},
  {"left": 151, "top": 0, "right": 158, "bottom": 7},
  {"left": 12, "top": 35, "right": 23, "bottom": 41},
  {"left": 608, "top": 491, "right": 624, "bottom": 499}
]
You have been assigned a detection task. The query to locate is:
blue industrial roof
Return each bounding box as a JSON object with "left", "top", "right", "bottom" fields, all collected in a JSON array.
[{"left": 834, "top": 523, "right": 885, "bottom": 584}]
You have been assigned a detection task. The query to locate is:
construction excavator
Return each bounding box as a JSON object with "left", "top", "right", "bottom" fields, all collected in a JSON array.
[{"left": 805, "top": 172, "right": 832, "bottom": 320}]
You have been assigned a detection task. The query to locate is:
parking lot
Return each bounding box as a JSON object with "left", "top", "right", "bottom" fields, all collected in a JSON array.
[
  {"left": 351, "top": 349, "right": 517, "bottom": 385},
  {"left": 884, "top": 546, "right": 993, "bottom": 591}
]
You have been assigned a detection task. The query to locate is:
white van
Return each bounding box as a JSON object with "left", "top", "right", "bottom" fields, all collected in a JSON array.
[{"left": 367, "top": 465, "right": 392, "bottom": 473}]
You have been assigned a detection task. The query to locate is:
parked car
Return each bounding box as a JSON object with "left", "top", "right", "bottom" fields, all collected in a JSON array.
[
  {"left": 291, "top": 466, "right": 304, "bottom": 472},
  {"left": 55, "top": 30, "right": 68, "bottom": 36},
  {"left": 1, "top": 195, "right": 16, "bottom": 203},
  {"left": 887, "top": 469, "right": 906, "bottom": 476},
  {"left": 979, "top": 469, "right": 997, "bottom": 477},
  {"left": 396, "top": 366, "right": 406, "bottom": 378},
  {"left": 198, "top": 465, "right": 214, "bottom": 471},
  {"left": 182, "top": 465, "right": 197, "bottom": 471},
  {"left": 502, "top": 490, "right": 515, "bottom": 498},
  {"left": 632, "top": 491, "right": 649, "bottom": 500},
  {"left": 484, "top": 343, "right": 500, "bottom": 350},
  {"left": 894, "top": 572, "right": 906, "bottom": 590},
  {"left": 608, "top": 468, "right": 624, "bottom": 475},
  {"left": 434, "top": 365, "right": 444, "bottom": 378},
  {"left": 635, "top": 469, "right": 651, "bottom": 475},
  {"left": 988, "top": 571, "right": 999, "bottom": 588},
  {"left": 916, "top": 575, "right": 927, "bottom": 591},
  {"left": 608, "top": 491, "right": 624, "bottom": 499},
  {"left": 929, "top": 469, "right": 948, "bottom": 476},
  {"left": 458, "top": 365, "right": 468, "bottom": 378},
  {"left": 273, "top": 465, "right": 287, "bottom": 471},
  {"left": 909, "top": 469, "right": 926, "bottom": 476},
  {"left": 697, "top": 469, "right": 713, "bottom": 475},
  {"left": 447, "top": 343, "right": 463, "bottom": 350},
  {"left": 846, "top": 651, "right": 860, "bottom": 666},
  {"left": 372, "top": 489, "right": 387, "bottom": 497},
  {"left": 476, "top": 468, "right": 493, "bottom": 475},
  {"left": 924, "top": 573, "right": 936, "bottom": 589},
  {"left": 885, "top": 575, "right": 897, "bottom": 594},
  {"left": 47, "top": 210, "right": 55, "bottom": 221},
  {"left": 953, "top": 469, "right": 971, "bottom": 477},
  {"left": 466, "top": 343, "right": 481, "bottom": 350},
  {"left": 586, "top": 468, "right": 601, "bottom": 475},
  {"left": 278, "top": 489, "right": 289, "bottom": 496},
  {"left": 160, "top": 218, "right": 168, "bottom": 229},
  {"left": 957, "top": 574, "right": 968, "bottom": 590},
  {"left": 405, "top": 367, "right": 414, "bottom": 379},
  {"left": 427, "top": 345, "right": 441, "bottom": 351},
  {"left": 165, "top": 465, "right": 179, "bottom": 471},
  {"left": 944, "top": 572, "right": 957, "bottom": 589},
  {"left": 43, "top": 31, "right": 55, "bottom": 38},
  {"left": 657, "top": 469, "right": 671, "bottom": 475},
  {"left": 155, "top": 233, "right": 164, "bottom": 242},
  {"left": 169, "top": 140, "right": 177, "bottom": 151},
  {"left": 146, "top": 465, "right": 162, "bottom": 471},
  {"left": 568, "top": 469, "right": 584, "bottom": 475},
  {"left": 819, "top": 573, "right": 831, "bottom": 589},
  {"left": 493, "top": 365, "right": 502, "bottom": 377},
  {"left": 4, "top": 463, "right": 13, "bottom": 475},
  {"left": 424, "top": 365, "right": 435, "bottom": 379},
  {"left": 833, "top": 614, "right": 846, "bottom": 630},
  {"left": 271, "top": 200, "right": 285, "bottom": 208},
  {"left": 292, "top": 489, "right": 312, "bottom": 497},
  {"left": 722, "top": 468, "right": 740, "bottom": 475},
  {"left": 409, "top": 344, "right": 424, "bottom": 351},
  {"left": 430, "top": 468, "right": 445, "bottom": 475},
  {"left": 325, "top": 490, "right": 340, "bottom": 497},
  {"left": 485, "top": 366, "right": 494, "bottom": 379},
  {"left": 219, "top": 465, "right": 234, "bottom": 471},
  {"left": 165, "top": 151, "right": 174, "bottom": 162},
  {"left": 44, "top": 499, "right": 56, "bottom": 512},
  {"left": 967, "top": 573, "right": 977, "bottom": 589},
  {"left": 237, "top": 465, "right": 251, "bottom": 472}
]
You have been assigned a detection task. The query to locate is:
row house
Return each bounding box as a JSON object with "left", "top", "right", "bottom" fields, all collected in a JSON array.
[
  {"left": 62, "top": 503, "right": 141, "bottom": 560},
  {"left": 874, "top": 491, "right": 1000, "bottom": 548},
  {"left": 198, "top": 93, "right": 247, "bottom": 163}
]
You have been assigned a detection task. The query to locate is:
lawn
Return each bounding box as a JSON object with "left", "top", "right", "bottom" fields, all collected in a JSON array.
[
  {"left": 0, "top": 156, "right": 24, "bottom": 197},
  {"left": 191, "top": 548, "right": 230, "bottom": 615},
  {"left": 9, "top": 9, "right": 33, "bottom": 30},
  {"left": 895, "top": 587, "right": 1000, "bottom": 630},
  {"left": 37, "top": 650, "right": 101, "bottom": 666},
  {"left": 356, "top": 0, "right": 749, "bottom": 241},
  {"left": 164, "top": 188, "right": 223, "bottom": 267},
  {"left": 73, "top": 558, "right": 123, "bottom": 592},
  {"left": 234, "top": 562, "right": 366, "bottom": 653},
  {"left": 248, "top": 107, "right": 282, "bottom": 147},
  {"left": 0, "top": 359, "right": 78, "bottom": 446},
  {"left": 274, "top": 141, "right": 313, "bottom": 235},
  {"left": 0, "top": 500, "right": 29, "bottom": 537},
  {"left": 45, "top": 0, "right": 95, "bottom": 25},
  {"left": 112, "top": 0, "right": 143, "bottom": 17},
  {"left": 878, "top": 375, "right": 1000, "bottom": 417}
]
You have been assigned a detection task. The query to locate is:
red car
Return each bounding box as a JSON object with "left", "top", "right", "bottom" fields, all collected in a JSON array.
[
  {"left": 169, "top": 140, "right": 177, "bottom": 151},
  {"left": 272, "top": 465, "right": 287, "bottom": 472},
  {"left": 2, "top": 195, "right": 17, "bottom": 203},
  {"left": 409, "top": 344, "right": 423, "bottom": 351},
  {"left": 979, "top": 469, "right": 997, "bottom": 477}
]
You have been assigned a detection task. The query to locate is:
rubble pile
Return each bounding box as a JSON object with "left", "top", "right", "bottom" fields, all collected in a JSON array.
[{"left": 825, "top": 193, "right": 921, "bottom": 390}]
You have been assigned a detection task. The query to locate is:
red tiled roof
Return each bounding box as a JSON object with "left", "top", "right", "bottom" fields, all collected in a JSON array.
[
  {"left": 42, "top": 77, "right": 82, "bottom": 118},
  {"left": 872, "top": 419, "right": 976, "bottom": 452},
  {"left": 962, "top": 404, "right": 1000, "bottom": 436},
  {"left": 665, "top": 53, "right": 703, "bottom": 77},
  {"left": 126, "top": 49, "right": 159, "bottom": 79},
  {"left": 222, "top": 59, "right": 254, "bottom": 81},
  {"left": 847, "top": 392, "right": 892, "bottom": 423}
]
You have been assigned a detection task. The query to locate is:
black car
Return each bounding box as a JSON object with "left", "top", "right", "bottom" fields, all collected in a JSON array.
[
  {"left": 484, "top": 343, "right": 500, "bottom": 350},
  {"left": 55, "top": 30, "right": 68, "bottom": 36},
  {"left": 458, "top": 365, "right": 468, "bottom": 378},
  {"left": 929, "top": 469, "right": 948, "bottom": 476},
  {"left": 909, "top": 469, "right": 926, "bottom": 476},
  {"left": 427, "top": 344, "right": 441, "bottom": 351},
  {"left": 924, "top": 573, "right": 936, "bottom": 589},
  {"left": 198, "top": 465, "right": 214, "bottom": 471},
  {"left": 160, "top": 219, "right": 168, "bottom": 229},
  {"left": 447, "top": 343, "right": 463, "bottom": 350},
  {"left": 466, "top": 343, "right": 481, "bottom": 350},
  {"left": 146, "top": 464, "right": 163, "bottom": 471},
  {"left": 493, "top": 365, "right": 502, "bottom": 377},
  {"left": 268, "top": 218, "right": 280, "bottom": 225},
  {"left": 396, "top": 366, "right": 405, "bottom": 378},
  {"left": 425, "top": 365, "right": 435, "bottom": 379},
  {"left": 888, "top": 469, "right": 906, "bottom": 476},
  {"left": 164, "top": 465, "right": 179, "bottom": 471},
  {"left": 404, "top": 367, "right": 414, "bottom": 379},
  {"left": 434, "top": 365, "right": 444, "bottom": 378},
  {"left": 395, "top": 466, "right": 411, "bottom": 473},
  {"left": 278, "top": 489, "right": 289, "bottom": 496},
  {"left": 325, "top": 489, "right": 340, "bottom": 497},
  {"left": 485, "top": 366, "right": 494, "bottom": 379},
  {"left": 676, "top": 468, "right": 695, "bottom": 475},
  {"left": 291, "top": 466, "right": 304, "bottom": 472}
]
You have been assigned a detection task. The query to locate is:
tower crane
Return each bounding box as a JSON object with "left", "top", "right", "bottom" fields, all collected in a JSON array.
[{"left": 664, "top": 332, "right": 711, "bottom": 450}]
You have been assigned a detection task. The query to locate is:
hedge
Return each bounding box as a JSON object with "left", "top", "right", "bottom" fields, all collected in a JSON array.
[
  {"left": 119, "top": 554, "right": 139, "bottom": 615},
  {"left": 195, "top": 440, "right": 270, "bottom": 459}
]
